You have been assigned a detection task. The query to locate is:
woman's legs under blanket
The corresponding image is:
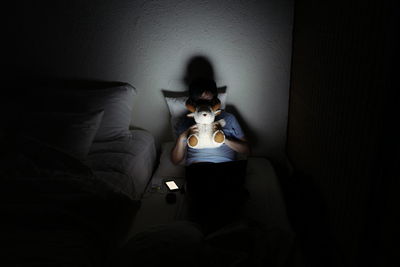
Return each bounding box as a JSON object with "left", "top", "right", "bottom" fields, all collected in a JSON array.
[{"left": 184, "top": 160, "right": 249, "bottom": 233}]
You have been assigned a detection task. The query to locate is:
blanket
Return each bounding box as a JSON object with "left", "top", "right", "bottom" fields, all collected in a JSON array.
[{"left": 0, "top": 136, "right": 140, "bottom": 266}]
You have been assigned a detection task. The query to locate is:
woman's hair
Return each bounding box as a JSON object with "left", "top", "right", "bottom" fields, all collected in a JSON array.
[{"left": 187, "top": 78, "right": 219, "bottom": 106}]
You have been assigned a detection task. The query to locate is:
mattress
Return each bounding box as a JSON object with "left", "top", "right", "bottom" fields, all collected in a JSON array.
[
  {"left": 147, "top": 141, "right": 295, "bottom": 266},
  {"left": 87, "top": 130, "right": 156, "bottom": 200},
  {"left": 150, "top": 142, "right": 186, "bottom": 186}
]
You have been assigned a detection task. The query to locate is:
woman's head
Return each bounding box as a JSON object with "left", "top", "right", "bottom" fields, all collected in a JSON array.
[{"left": 188, "top": 78, "right": 218, "bottom": 106}]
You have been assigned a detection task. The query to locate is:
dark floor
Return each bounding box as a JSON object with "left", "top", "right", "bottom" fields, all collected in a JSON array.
[{"left": 281, "top": 172, "right": 337, "bottom": 267}]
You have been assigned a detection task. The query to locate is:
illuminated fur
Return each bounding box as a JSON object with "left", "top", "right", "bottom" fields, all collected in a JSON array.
[{"left": 186, "top": 104, "right": 226, "bottom": 149}]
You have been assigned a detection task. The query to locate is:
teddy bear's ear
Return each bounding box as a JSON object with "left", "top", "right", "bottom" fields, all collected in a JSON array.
[
  {"left": 211, "top": 98, "right": 221, "bottom": 111},
  {"left": 185, "top": 99, "right": 196, "bottom": 113}
]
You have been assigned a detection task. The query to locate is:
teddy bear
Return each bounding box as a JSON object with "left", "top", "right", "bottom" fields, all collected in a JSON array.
[{"left": 185, "top": 99, "right": 226, "bottom": 149}]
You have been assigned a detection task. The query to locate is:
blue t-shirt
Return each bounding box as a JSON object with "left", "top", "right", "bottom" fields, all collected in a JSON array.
[{"left": 175, "top": 111, "right": 245, "bottom": 165}]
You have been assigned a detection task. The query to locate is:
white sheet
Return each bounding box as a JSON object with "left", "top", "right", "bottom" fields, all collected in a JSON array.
[{"left": 87, "top": 130, "right": 156, "bottom": 199}]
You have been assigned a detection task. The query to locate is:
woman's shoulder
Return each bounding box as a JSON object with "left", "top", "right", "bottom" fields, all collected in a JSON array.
[{"left": 218, "top": 110, "right": 236, "bottom": 120}]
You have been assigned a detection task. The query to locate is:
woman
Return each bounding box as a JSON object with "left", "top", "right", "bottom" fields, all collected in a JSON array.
[{"left": 170, "top": 78, "right": 251, "bottom": 234}]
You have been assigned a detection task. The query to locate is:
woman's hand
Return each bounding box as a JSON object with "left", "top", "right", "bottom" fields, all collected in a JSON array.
[
  {"left": 171, "top": 125, "right": 198, "bottom": 165},
  {"left": 188, "top": 124, "right": 199, "bottom": 135},
  {"left": 179, "top": 125, "right": 198, "bottom": 140},
  {"left": 212, "top": 122, "right": 223, "bottom": 132}
]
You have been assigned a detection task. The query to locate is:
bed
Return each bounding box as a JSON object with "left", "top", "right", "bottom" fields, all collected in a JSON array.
[
  {"left": 116, "top": 87, "right": 295, "bottom": 266},
  {"left": 87, "top": 129, "right": 156, "bottom": 199},
  {"left": 1, "top": 79, "right": 157, "bottom": 266},
  {"left": 143, "top": 141, "right": 295, "bottom": 267},
  {"left": 4, "top": 78, "right": 158, "bottom": 200}
]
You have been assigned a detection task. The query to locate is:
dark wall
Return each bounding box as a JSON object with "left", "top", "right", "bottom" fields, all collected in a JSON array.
[{"left": 286, "top": 1, "right": 398, "bottom": 266}]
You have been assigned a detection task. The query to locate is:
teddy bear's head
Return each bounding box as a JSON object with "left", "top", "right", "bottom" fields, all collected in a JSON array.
[
  {"left": 185, "top": 99, "right": 221, "bottom": 124},
  {"left": 187, "top": 105, "right": 221, "bottom": 124}
]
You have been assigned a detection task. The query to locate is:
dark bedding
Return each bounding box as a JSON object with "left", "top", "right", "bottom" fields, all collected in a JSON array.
[
  {"left": 0, "top": 136, "right": 140, "bottom": 266},
  {"left": 184, "top": 160, "right": 249, "bottom": 234}
]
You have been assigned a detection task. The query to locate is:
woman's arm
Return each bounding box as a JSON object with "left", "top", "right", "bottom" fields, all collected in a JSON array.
[
  {"left": 215, "top": 112, "right": 251, "bottom": 156},
  {"left": 224, "top": 136, "right": 251, "bottom": 156},
  {"left": 170, "top": 125, "right": 198, "bottom": 165}
]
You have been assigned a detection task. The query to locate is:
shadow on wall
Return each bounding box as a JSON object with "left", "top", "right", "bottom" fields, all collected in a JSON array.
[
  {"left": 161, "top": 55, "right": 218, "bottom": 142},
  {"left": 170, "top": 55, "right": 257, "bottom": 148},
  {"left": 182, "top": 55, "right": 215, "bottom": 87}
]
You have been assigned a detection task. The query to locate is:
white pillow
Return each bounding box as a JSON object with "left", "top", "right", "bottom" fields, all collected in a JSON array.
[
  {"left": 164, "top": 86, "right": 227, "bottom": 137},
  {"left": 75, "top": 84, "right": 136, "bottom": 142}
]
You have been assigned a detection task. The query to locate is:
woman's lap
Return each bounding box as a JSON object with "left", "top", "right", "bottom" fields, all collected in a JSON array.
[{"left": 184, "top": 160, "right": 249, "bottom": 233}]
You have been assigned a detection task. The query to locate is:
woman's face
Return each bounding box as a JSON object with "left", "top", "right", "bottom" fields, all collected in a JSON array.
[{"left": 199, "top": 91, "right": 214, "bottom": 100}]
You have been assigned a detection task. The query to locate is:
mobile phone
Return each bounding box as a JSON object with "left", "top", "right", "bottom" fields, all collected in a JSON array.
[{"left": 164, "top": 180, "right": 179, "bottom": 192}]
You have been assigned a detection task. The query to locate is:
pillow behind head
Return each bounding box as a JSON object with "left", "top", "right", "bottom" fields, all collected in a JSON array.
[
  {"left": 23, "top": 109, "right": 104, "bottom": 161},
  {"left": 163, "top": 86, "right": 227, "bottom": 137}
]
